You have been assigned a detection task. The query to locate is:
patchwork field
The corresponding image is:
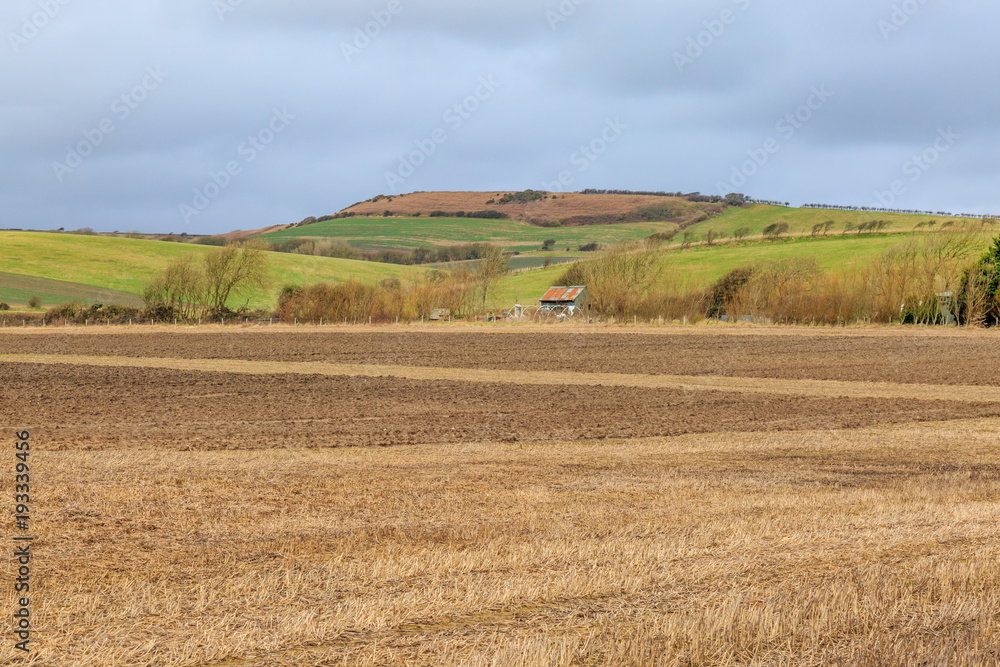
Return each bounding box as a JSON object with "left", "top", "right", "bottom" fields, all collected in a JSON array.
[{"left": 3, "top": 325, "right": 1000, "bottom": 665}]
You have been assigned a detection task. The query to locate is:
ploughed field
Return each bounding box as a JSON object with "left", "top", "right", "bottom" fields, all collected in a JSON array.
[{"left": 3, "top": 326, "right": 1000, "bottom": 665}]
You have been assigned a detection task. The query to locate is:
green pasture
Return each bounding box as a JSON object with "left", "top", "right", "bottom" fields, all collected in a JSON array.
[
  {"left": 258, "top": 216, "right": 678, "bottom": 253},
  {"left": 484, "top": 232, "right": 968, "bottom": 309},
  {"left": 0, "top": 232, "right": 423, "bottom": 310},
  {"left": 686, "top": 205, "right": 975, "bottom": 239}
]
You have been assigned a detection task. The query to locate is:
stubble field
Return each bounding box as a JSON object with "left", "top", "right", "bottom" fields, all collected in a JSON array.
[{"left": 2, "top": 325, "right": 1000, "bottom": 665}]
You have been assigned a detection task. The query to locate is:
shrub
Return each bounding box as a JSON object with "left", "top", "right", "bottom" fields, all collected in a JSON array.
[
  {"left": 645, "top": 231, "right": 677, "bottom": 245},
  {"left": 705, "top": 266, "right": 755, "bottom": 318},
  {"left": 632, "top": 203, "right": 678, "bottom": 221},
  {"left": 763, "top": 223, "right": 788, "bottom": 239},
  {"left": 277, "top": 271, "right": 479, "bottom": 324},
  {"left": 0, "top": 302, "right": 10, "bottom": 311},
  {"left": 43, "top": 302, "right": 147, "bottom": 324},
  {"left": 557, "top": 262, "right": 588, "bottom": 287},
  {"left": 193, "top": 235, "right": 227, "bottom": 246},
  {"left": 733, "top": 227, "right": 751, "bottom": 240},
  {"left": 497, "top": 190, "right": 546, "bottom": 205},
  {"left": 28, "top": 296, "right": 41, "bottom": 309},
  {"left": 542, "top": 239, "right": 556, "bottom": 251},
  {"left": 957, "top": 235, "right": 1000, "bottom": 326}
]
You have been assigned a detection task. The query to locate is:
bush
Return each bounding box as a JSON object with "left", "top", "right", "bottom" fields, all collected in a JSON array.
[
  {"left": 278, "top": 271, "right": 480, "bottom": 324},
  {"left": 44, "top": 302, "right": 147, "bottom": 324},
  {"left": 645, "top": 231, "right": 677, "bottom": 245},
  {"left": 632, "top": 203, "right": 678, "bottom": 221},
  {"left": 705, "top": 266, "right": 755, "bottom": 318},
  {"left": 556, "top": 262, "right": 588, "bottom": 287},
  {"left": 193, "top": 235, "right": 227, "bottom": 246},
  {"left": 579, "top": 242, "right": 603, "bottom": 252},
  {"left": 28, "top": 296, "right": 41, "bottom": 309},
  {"left": 497, "top": 190, "right": 546, "bottom": 205},
  {"left": 0, "top": 302, "right": 9, "bottom": 311},
  {"left": 763, "top": 223, "right": 788, "bottom": 239},
  {"left": 957, "top": 235, "right": 1000, "bottom": 326},
  {"left": 733, "top": 227, "right": 751, "bottom": 240}
]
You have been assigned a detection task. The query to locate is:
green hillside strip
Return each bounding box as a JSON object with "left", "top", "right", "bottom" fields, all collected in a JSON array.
[
  {"left": 259, "top": 216, "right": 677, "bottom": 252},
  {"left": 0, "top": 232, "right": 423, "bottom": 309},
  {"left": 688, "top": 204, "right": 967, "bottom": 237},
  {"left": 0, "top": 272, "right": 144, "bottom": 308}
]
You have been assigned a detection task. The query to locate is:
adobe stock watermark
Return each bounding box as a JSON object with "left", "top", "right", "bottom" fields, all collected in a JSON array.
[
  {"left": 870, "top": 127, "right": 959, "bottom": 209},
  {"left": 8, "top": 0, "right": 72, "bottom": 54},
  {"left": 878, "top": 0, "right": 931, "bottom": 41},
  {"left": 214, "top": 0, "right": 244, "bottom": 21},
  {"left": 384, "top": 76, "right": 502, "bottom": 191},
  {"left": 542, "top": 117, "right": 628, "bottom": 193},
  {"left": 51, "top": 66, "right": 168, "bottom": 183},
  {"left": 674, "top": 0, "right": 751, "bottom": 73},
  {"left": 716, "top": 85, "right": 833, "bottom": 194},
  {"left": 546, "top": 0, "right": 586, "bottom": 31},
  {"left": 341, "top": 0, "right": 404, "bottom": 63},
  {"left": 179, "top": 108, "right": 295, "bottom": 223}
]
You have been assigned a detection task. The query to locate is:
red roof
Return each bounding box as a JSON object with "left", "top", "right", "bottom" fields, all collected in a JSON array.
[{"left": 540, "top": 286, "right": 586, "bottom": 303}]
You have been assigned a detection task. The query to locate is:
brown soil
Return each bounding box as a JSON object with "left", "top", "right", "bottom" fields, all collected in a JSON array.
[
  {"left": 4, "top": 327, "right": 1000, "bottom": 386},
  {"left": 4, "top": 362, "right": 997, "bottom": 452},
  {"left": 5, "top": 328, "right": 1000, "bottom": 665}
]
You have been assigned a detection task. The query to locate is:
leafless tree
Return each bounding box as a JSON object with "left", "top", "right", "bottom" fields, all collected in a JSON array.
[{"left": 202, "top": 239, "right": 271, "bottom": 313}]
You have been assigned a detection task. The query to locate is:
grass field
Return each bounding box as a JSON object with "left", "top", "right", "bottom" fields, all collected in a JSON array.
[
  {"left": 687, "top": 204, "right": 976, "bottom": 238},
  {"left": 259, "top": 216, "right": 679, "bottom": 252},
  {"left": 3, "top": 214, "right": 986, "bottom": 314},
  {"left": 0, "top": 272, "right": 143, "bottom": 308},
  {"left": 3, "top": 326, "right": 1000, "bottom": 665},
  {"left": 0, "top": 232, "right": 423, "bottom": 309},
  {"left": 486, "top": 233, "right": 939, "bottom": 308}
]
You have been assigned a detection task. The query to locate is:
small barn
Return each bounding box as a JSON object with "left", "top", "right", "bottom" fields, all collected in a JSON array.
[{"left": 539, "top": 286, "right": 587, "bottom": 315}]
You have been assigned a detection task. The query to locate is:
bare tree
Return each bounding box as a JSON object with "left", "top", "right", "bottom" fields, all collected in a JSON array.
[
  {"left": 143, "top": 256, "right": 205, "bottom": 319},
  {"left": 475, "top": 245, "right": 510, "bottom": 312},
  {"left": 202, "top": 239, "right": 271, "bottom": 313}
]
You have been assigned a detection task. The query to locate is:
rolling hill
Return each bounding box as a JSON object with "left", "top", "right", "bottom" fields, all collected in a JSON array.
[
  {"left": 2, "top": 193, "right": 988, "bottom": 314},
  {"left": 0, "top": 232, "right": 423, "bottom": 310}
]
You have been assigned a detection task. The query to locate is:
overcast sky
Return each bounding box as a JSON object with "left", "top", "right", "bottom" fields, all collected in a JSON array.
[{"left": 2, "top": 0, "right": 996, "bottom": 234}]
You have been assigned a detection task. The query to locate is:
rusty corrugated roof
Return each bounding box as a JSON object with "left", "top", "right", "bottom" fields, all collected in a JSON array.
[{"left": 540, "top": 286, "right": 586, "bottom": 303}]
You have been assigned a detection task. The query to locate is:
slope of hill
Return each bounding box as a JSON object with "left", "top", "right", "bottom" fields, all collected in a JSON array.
[
  {"left": 259, "top": 216, "right": 678, "bottom": 252},
  {"left": 487, "top": 233, "right": 983, "bottom": 309},
  {"left": 686, "top": 204, "right": 975, "bottom": 238},
  {"left": 0, "top": 272, "right": 144, "bottom": 308},
  {"left": 338, "top": 190, "right": 723, "bottom": 226},
  {"left": 266, "top": 192, "right": 970, "bottom": 254},
  {"left": 0, "top": 232, "right": 423, "bottom": 309}
]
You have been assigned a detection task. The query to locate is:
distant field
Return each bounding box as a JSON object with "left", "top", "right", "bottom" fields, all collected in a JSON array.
[
  {"left": 0, "top": 232, "right": 423, "bottom": 309},
  {"left": 0, "top": 272, "right": 143, "bottom": 308},
  {"left": 688, "top": 204, "right": 974, "bottom": 238},
  {"left": 259, "top": 216, "right": 678, "bottom": 252}
]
